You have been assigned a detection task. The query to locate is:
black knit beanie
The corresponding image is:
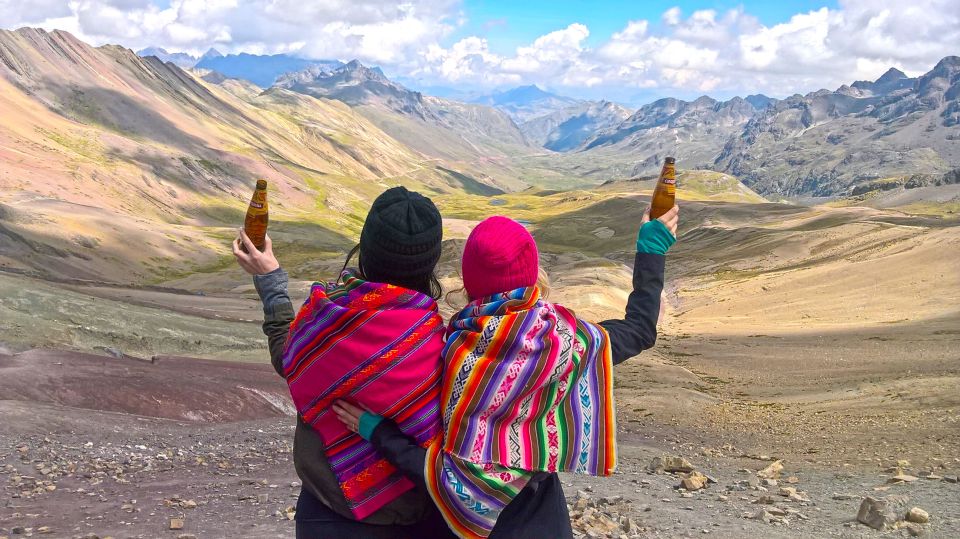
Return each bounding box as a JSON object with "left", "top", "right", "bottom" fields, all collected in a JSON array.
[{"left": 358, "top": 186, "right": 443, "bottom": 285}]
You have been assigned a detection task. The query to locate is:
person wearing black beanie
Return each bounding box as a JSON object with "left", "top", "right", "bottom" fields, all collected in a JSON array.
[
  {"left": 233, "top": 186, "right": 452, "bottom": 539},
  {"left": 354, "top": 186, "right": 444, "bottom": 297}
]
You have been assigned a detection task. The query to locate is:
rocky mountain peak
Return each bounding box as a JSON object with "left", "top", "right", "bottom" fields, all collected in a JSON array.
[
  {"left": 850, "top": 66, "right": 915, "bottom": 96},
  {"left": 876, "top": 67, "right": 908, "bottom": 84},
  {"left": 200, "top": 48, "right": 223, "bottom": 60},
  {"left": 745, "top": 94, "right": 776, "bottom": 110},
  {"left": 931, "top": 55, "right": 960, "bottom": 73},
  {"left": 691, "top": 95, "right": 718, "bottom": 108}
]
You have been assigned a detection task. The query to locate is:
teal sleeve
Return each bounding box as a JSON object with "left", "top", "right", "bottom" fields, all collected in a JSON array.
[
  {"left": 358, "top": 412, "right": 385, "bottom": 441},
  {"left": 636, "top": 219, "right": 676, "bottom": 255}
]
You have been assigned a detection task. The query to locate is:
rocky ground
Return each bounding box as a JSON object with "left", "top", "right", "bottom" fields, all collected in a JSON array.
[{"left": 2, "top": 346, "right": 958, "bottom": 539}]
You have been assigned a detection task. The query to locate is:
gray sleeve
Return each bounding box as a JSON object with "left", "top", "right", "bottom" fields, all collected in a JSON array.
[{"left": 253, "top": 268, "right": 295, "bottom": 377}]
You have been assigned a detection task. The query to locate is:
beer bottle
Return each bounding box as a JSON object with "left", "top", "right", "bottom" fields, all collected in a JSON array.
[
  {"left": 243, "top": 179, "right": 268, "bottom": 252},
  {"left": 650, "top": 157, "right": 676, "bottom": 219}
]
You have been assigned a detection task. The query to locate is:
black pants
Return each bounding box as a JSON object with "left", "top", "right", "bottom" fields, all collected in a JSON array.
[{"left": 295, "top": 487, "right": 455, "bottom": 539}]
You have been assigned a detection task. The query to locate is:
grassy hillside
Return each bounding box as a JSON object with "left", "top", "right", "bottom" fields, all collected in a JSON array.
[{"left": 0, "top": 28, "right": 507, "bottom": 283}]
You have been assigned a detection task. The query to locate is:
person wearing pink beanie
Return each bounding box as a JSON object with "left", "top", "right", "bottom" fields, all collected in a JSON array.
[
  {"left": 336, "top": 204, "right": 679, "bottom": 539},
  {"left": 460, "top": 215, "right": 541, "bottom": 300}
]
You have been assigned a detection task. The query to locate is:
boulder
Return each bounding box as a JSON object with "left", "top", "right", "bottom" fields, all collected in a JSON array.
[
  {"left": 888, "top": 473, "right": 919, "bottom": 484},
  {"left": 857, "top": 497, "right": 896, "bottom": 530},
  {"left": 906, "top": 507, "right": 929, "bottom": 524},
  {"left": 756, "top": 460, "right": 783, "bottom": 480},
  {"left": 648, "top": 456, "right": 695, "bottom": 474},
  {"left": 680, "top": 471, "right": 710, "bottom": 491}
]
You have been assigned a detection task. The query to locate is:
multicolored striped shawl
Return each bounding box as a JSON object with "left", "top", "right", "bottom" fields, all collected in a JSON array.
[
  {"left": 282, "top": 271, "right": 445, "bottom": 520},
  {"left": 425, "top": 286, "right": 616, "bottom": 539}
]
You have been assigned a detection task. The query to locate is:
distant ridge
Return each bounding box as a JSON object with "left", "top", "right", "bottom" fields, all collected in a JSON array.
[
  {"left": 193, "top": 52, "right": 342, "bottom": 88},
  {"left": 471, "top": 84, "right": 582, "bottom": 122},
  {"left": 137, "top": 46, "right": 198, "bottom": 68}
]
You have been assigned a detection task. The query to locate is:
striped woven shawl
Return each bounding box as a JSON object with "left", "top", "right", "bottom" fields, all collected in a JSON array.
[
  {"left": 282, "top": 271, "right": 445, "bottom": 520},
  {"left": 425, "top": 286, "right": 616, "bottom": 539}
]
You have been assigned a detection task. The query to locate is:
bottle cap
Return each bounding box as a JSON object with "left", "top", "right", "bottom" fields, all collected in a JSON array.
[
  {"left": 664, "top": 157, "right": 675, "bottom": 164},
  {"left": 255, "top": 179, "right": 267, "bottom": 189}
]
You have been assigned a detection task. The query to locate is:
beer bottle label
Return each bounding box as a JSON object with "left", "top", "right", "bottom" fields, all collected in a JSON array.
[{"left": 248, "top": 191, "right": 267, "bottom": 215}]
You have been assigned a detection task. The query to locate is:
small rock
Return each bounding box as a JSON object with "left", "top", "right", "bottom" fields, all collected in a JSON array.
[
  {"left": 12, "top": 528, "right": 26, "bottom": 535},
  {"left": 750, "top": 509, "right": 773, "bottom": 522},
  {"left": 857, "top": 497, "right": 896, "bottom": 530},
  {"left": 888, "top": 473, "right": 919, "bottom": 484},
  {"left": 901, "top": 522, "right": 924, "bottom": 537},
  {"left": 756, "top": 460, "right": 783, "bottom": 480},
  {"left": 176, "top": 535, "right": 197, "bottom": 539},
  {"left": 778, "top": 487, "right": 796, "bottom": 497},
  {"left": 169, "top": 518, "right": 184, "bottom": 530},
  {"left": 591, "top": 227, "right": 615, "bottom": 239},
  {"left": 648, "top": 456, "right": 695, "bottom": 474},
  {"left": 680, "top": 471, "right": 710, "bottom": 491},
  {"left": 784, "top": 476, "right": 799, "bottom": 484},
  {"left": 181, "top": 500, "right": 197, "bottom": 509},
  {"left": 906, "top": 507, "right": 929, "bottom": 524},
  {"left": 36, "top": 527, "right": 52, "bottom": 535}
]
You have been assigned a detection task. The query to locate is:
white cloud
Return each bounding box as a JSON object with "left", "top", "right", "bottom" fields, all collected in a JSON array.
[
  {"left": 1, "top": 0, "right": 457, "bottom": 61},
  {"left": 2, "top": 0, "right": 959, "bottom": 98},
  {"left": 410, "top": 1, "right": 960, "bottom": 97}
]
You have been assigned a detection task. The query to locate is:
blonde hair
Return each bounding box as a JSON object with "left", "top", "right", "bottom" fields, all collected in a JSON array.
[{"left": 536, "top": 266, "right": 551, "bottom": 300}]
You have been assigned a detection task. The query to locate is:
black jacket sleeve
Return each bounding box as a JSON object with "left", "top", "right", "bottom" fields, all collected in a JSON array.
[
  {"left": 369, "top": 420, "right": 429, "bottom": 490},
  {"left": 598, "top": 252, "right": 665, "bottom": 366},
  {"left": 253, "top": 267, "right": 296, "bottom": 377}
]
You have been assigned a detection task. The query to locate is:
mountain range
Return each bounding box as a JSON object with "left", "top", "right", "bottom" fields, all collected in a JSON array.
[
  {"left": 470, "top": 85, "right": 582, "bottom": 122},
  {"left": 0, "top": 27, "right": 954, "bottom": 233},
  {"left": 0, "top": 27, "right": 502, "bottom": 282},
  {"left": 132, "top": 40, "right": 960, "bottom": 198},
  {"left": 137, "top": 47, "right": 343, "bottom": 87}
]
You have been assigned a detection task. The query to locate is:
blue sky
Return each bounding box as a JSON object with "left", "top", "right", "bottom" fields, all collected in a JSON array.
[{"left": 455, "top": 0, "right": 838, "bottom": 53}]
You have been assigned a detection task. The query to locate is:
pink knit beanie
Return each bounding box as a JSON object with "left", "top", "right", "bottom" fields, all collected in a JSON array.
[{"left": 461, "top": 216, "right": 539, "bottom": 300}]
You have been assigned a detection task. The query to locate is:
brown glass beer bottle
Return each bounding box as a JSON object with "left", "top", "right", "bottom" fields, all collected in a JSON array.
[
  {"left": 243, "top": 179, "right": 268, "bottom": 252},
  {"left": 650, "top": 157, "right": 676, "bottom": 219}
]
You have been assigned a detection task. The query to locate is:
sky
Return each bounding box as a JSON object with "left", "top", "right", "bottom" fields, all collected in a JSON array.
[{"left": 1, "top": 0, "right": 958, "bottom": 103}]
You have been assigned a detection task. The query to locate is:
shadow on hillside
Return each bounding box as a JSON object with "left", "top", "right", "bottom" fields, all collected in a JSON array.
[
  {"left": 533, "top": 197, "right": 813, "bottom": 272},
  {"left": 436, "top": 166, "right": 506, "bottom": 196},
  {"left": 105, "top": 146, "right": 258, "bottom": 196},
  {"left": 533, "top": 197, "right": 795, "bottom": 252},
  {"left": 41, "top": 79, "right": 210, "bottom": 153},
  {"left": 196, "top": 204, "right": 355, "bottom": 248}
]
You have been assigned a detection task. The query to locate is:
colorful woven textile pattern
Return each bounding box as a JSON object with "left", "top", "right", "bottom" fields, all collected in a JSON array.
[
  {"left": 282, "top": 271, "right": 445, "bottom": 519},
  {"left": 425, "top": 286, "right": 616, "bottom": 538}
]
